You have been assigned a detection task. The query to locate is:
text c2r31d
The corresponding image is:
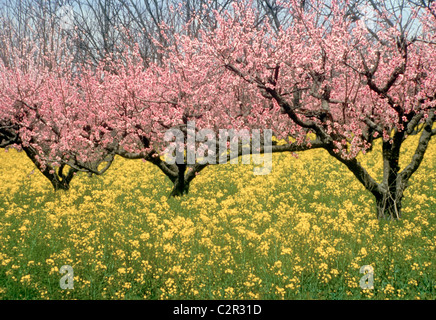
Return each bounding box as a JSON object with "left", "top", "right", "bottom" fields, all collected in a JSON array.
[{"left": 217, "top": 304, "right": 261, "bottom": 315}]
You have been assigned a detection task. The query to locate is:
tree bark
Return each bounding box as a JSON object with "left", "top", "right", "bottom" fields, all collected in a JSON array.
[
  {"left": 23, "top": 146, "right": 76, "bottom": 191},
  {"left": 170, "top": 163, "right": 188, "bottom": 197},
  {"left": 375, "top": 190, "right": 403, "bottom": 220},
  {"left": 168, "top": 162, "right": 209, "bottom": 197}
]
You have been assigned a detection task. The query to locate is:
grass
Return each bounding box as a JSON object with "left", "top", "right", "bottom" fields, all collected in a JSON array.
[{"left": 0, "top": 135, "right": 434, "bottom": 300}]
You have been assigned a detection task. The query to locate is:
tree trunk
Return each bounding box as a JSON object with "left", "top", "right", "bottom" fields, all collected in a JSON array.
[
  {"left": 375, "top": 136, "right": 406, "bottom": 220},
  {"left": 49, "top": 173, "right": 71, "bottom": 191},
  {"left": 169, "top": 163, "right": 188, "bottom": 197},
  {"left": 23, "top": 146, "right": 76, "bottom": 191},
  {"left": 169, "top": 176, "right": 191, "bottom": 197},
  {"left": 375, "top": 190, "right": 403, "bottom": 220}
]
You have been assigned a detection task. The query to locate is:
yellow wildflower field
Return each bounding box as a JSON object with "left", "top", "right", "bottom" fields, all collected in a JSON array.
[{"left": 0, "top": 134, "right": 434, "bottom": 300}]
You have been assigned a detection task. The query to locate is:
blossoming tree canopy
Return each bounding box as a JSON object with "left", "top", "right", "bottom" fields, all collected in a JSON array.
[
  {"left": 175, "top": 0, "right": 435, "bottom": 219},
  {"left": 0, "top": 42, "right": 122, "bottom": 189},
  {"left": 0, "top": 43, "right": 170, "bottom": 189}
]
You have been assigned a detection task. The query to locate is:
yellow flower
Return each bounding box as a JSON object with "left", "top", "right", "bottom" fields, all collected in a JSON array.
[
  {"left": 319, "top": 262, "right": 328, "bottom": 272},
  {"left": 224, "top": 287, "right": 235, "bottom": 298},
  {"left": 45, "top": 259, "right": 55, "bottom": 265},
  {"left": 408, "top": 279, "right": 418, "bottom": 286},
  {"left": 294, "top": 265, "right": 303, "bottom": 274},
  {"left": 330, "top": 268, "right": 339, "bottom": 276},
  {"left": 131, "top": 250, "right": 141, "bottom": 260},
  {"left": 281, "top": 247, "right": 292, "bottom": 255},
  {"left": 139, "top": 232, "right": 150, "bottom": 241},
  {"left": 383, "top": 284, "right": 395, "bottom": 295},
  {"left": 20, "top": 275, "right": 31, "bottom": 283},
  {"left": 275, "top": 286, "right": 286, "bottom": 299}
]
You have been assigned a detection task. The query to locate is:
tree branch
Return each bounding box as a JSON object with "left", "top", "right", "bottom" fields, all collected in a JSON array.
[
  {"left": 324, "top": 144, "right": 385, "bottom": 197},
  {"left": 400, "top": 112, "right": 435, "bottom": 183}
]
